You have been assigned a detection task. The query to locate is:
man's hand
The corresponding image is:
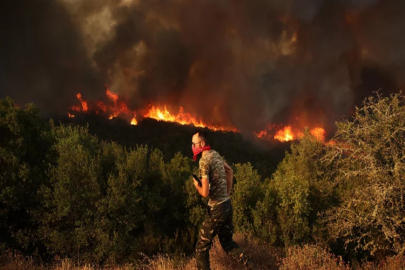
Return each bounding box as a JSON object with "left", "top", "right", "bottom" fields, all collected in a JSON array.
[
  {"left": 193, "top": 177, "right": 201, "bottom": 189},
  {"left": 192, "top": 174, "right": 202, "bottom": 187},
  {"left": 193, "top": 176, "right": 209, "bottom": 197}
]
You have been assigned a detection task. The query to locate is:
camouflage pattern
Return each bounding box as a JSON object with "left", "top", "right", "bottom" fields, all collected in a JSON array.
[
  {"left": 199, "top": 150, "right": 230, "bottom": 206},
  {"left": 196, "top": 199, "right": 251, "bottom": 270}
]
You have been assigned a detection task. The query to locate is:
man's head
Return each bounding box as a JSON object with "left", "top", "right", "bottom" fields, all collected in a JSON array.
[{"left": 192, "top": 130, "right": 208, "bottom": 149}]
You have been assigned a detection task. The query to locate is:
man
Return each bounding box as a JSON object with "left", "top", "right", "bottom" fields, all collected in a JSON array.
[{"left": 191, "top": 130, "right": 256, "bottom": 270}]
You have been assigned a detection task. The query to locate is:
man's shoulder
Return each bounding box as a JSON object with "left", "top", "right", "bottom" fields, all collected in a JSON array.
[
  {"left": 205, "top": 150, "right": 223, "bottom": 162},
  {"left": 199, "top": 150, "right": 216, "bottom": 163}
]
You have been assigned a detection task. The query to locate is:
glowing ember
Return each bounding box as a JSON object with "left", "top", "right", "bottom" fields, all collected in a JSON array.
[{"left": 68, "top": 112, "right": 75, "bottom": 118}]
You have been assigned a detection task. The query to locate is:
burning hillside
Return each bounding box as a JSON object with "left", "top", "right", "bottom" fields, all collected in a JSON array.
[{"left": 68, "top": 89, "right": 325, "bottom": 142}]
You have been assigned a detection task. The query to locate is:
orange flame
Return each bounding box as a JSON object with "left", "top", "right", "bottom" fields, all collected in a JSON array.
[
  {"left": 142, "top": 105, "right": 239, "bottom": 132},
  {"left": 274, "top": 126, "right": 294, "bottom": 142},
  {"left": 68, "top": 89, "right": 327, "bottom": 141},
  {"left": 131, "top": 116, "right": 137, "bottom": 125},
  {"left": 76, "top": 93, "right": 88, "bottom": 112},
  {"left": 68, "top": 88, "right": 138, "bottom": 125},
  {"left": 255, "top": 125, "right": 326, "bottom": 142},
  {"left": 105, "top": 88, "right": 131, "bottom": 119},
  {"left": 106, "top": 89, "right": 119, "bottom": 103},
  {"left": 254, "top": 123, "right": 275, "bottom": 139},
  {"left": 310, "top": 127, "right": 325, "bottom": 142}
]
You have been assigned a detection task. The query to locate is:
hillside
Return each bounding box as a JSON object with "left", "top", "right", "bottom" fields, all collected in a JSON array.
[{"left": 53, "top": 113, "right": 290, "bottom": 178}]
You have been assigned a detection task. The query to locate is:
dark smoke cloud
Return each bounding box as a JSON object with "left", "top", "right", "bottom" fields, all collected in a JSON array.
[
  {"left": 1, "top": 0, "right": 404, "bottom": 134},
  {"left": 0, "top": 0, "right": 104, "bottom": 113}
]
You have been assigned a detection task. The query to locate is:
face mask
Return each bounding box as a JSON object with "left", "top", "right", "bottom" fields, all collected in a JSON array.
[{"left": 192, "top": 145, "right": 211, "bottom": 161}]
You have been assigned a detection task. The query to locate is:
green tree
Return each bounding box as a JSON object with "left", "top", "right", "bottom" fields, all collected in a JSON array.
[
  {"left": 270, "top": 131, "right": 334, "bottom": 247},
  {"left": 232, "top": 163, "right": 264, "bottom": 234},
  {"left": 95, "top": 143, "right": 147, "bottom": 263},
  {"left": 0, "top": 97, "right": 52, "bottom": 253},
  {"left": 252, "top": 177, "right": 279, "bottom": 245},
  {"left": 39, "top": 125, "right": 105, "bottom": 262}
]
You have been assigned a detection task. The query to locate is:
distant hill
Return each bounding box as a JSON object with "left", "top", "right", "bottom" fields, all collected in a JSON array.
[{"left": 52, "top": 113, "right": 291, "bottom": 178}]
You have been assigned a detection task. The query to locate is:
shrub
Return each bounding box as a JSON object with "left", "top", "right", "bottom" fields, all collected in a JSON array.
[
  {"left": 232, "top": 163, "right": 265, "bottom": 234},
  {"left": 268, "top": 132, "right": 335, "bottom": 247},
  {"left": 0, "top": 97, "right": 53, "bottom": 253},
  {"left": 322, "top": 92, "right": 405, "bottom": 257},
  {"left": 39, "top": 125, "right": 107, "bottom": 262}
]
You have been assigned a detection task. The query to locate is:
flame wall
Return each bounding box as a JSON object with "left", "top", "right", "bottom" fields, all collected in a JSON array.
[{"left": 1, "top": 0, "right": 404, "bottom": 135}]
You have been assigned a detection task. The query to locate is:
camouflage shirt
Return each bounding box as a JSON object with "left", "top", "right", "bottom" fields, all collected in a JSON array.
[{"left": 199, "top": 150, "right": 230, "bottom": 206}]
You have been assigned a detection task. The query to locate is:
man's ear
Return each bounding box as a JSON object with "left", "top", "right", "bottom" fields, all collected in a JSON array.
[{"left": 201, "top": 141, "right": 206, "bottom": 147}]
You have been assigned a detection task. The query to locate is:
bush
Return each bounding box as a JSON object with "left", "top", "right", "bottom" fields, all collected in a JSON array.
[
  {"left": 0, "top": 97, "right": 53, "bottom": 253},
  {"left": 322, "top": 92, "right": 405, "bottom": 257},
  {"left": 232, "top": 163, "right": 265, "bottom": 234},
  {"left": 39, "top": 124, "right": 197, "bottom": 262},
  {"left": 39, "top": 125, "right": 110, "bottom": 262},
  {"left": 265, "top": 132, "right": 335, "bottom": 247}
]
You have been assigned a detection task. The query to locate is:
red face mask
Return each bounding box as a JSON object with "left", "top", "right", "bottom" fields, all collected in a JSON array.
[{"left": 192, "top": 145, "right": 211, "bottom": 161}]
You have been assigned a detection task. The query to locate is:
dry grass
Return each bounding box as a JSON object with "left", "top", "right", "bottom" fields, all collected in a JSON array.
[
  {"left": 359, "top": 256, "right": 405, "bottom": 270},
  {"left": 0, "top": 234, "right": 280, "bottom": 270},
  {"left": 279, "top": 244, "right": 350, "bottom": 270},
  {"left": 2, "top": 236, "right": 405, "bottom": 270},
  {"left": 140, "top": 234, "right": 281, "bottom": 270}
]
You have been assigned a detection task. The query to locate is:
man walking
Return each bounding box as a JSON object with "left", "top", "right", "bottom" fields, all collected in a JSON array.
[{"left": 191, "top": 130, "right": 256, "bottom": 270}]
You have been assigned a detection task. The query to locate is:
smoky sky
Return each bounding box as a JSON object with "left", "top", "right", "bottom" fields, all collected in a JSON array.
[{"left": 1, "top": 0, "right": 404, "bottom": 133}]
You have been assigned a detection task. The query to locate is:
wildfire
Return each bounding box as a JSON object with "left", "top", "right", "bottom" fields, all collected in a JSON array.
[
  {"left": 69, "top": 88, "right": 137, "bottom": 124},
  {"left": 310, "top": 127, "right": 325, "bottom": 141},
  {"left": 131, "top": 117, "right": 137, "bottom": 125},
  {"left": 274, "top": 126, "right": 294, "bottom": 142},
  {"left": 255, "top": 125, "right": 326, "bottom": 142},
  {"left": 143, "top": 105, "right": 239, "bottom": 132},
  {"left": 68, "top": 89, "right": 326, "bottom": 142},
  {"left": 76, "top": 93, "right": 88, "bottom": 112}
]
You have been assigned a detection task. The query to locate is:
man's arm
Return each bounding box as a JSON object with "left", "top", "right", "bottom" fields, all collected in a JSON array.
[
  {"left": 224, "top": 161, "right": 233, "bottom": 196},
  {"left": 194, "top": 177, "right": 209, "bottom": 197}
]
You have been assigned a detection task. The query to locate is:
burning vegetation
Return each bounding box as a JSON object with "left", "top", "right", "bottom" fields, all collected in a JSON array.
[{"left": 68, "top": 89, "right": 326, "bottom": 142}]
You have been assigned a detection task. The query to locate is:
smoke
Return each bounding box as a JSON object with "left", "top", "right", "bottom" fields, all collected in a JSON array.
[{"left": 1, "top": 0, "right": 404, "bottom": 133}]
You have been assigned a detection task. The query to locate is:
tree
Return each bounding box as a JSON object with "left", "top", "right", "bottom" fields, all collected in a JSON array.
[
  {"left": 322, "top": 92, "right": 405, "bottom": 257},
  {"left": 269, "top": 131, "right": 334, "bottom": 247},
  {"left": 232, "top": 163, "right": 264, "bottom": 234},
  {"left": 0, "top": 97, "right": 52, "bottom": 253},
  {"left": 39, "top": 125, "right": 105, "bottom": 262}
]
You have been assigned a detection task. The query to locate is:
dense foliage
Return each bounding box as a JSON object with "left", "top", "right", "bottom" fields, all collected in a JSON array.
[{"left": 1, "top": 92, "right": 404, "bottom": 266}]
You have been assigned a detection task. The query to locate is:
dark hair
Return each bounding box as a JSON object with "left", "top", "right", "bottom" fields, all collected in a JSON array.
[{"left": 192, "top": 130, "right": 208, "bottom": 143}]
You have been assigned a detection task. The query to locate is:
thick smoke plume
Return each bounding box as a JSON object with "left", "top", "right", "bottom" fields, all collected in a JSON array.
[{"left": 1, "top": 0, "right": 404, "bottom": 134}]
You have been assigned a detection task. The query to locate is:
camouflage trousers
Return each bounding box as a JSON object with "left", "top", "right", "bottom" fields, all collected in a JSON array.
[{"left": 196, "top": 199, "right": 250, "bottom": 270}]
